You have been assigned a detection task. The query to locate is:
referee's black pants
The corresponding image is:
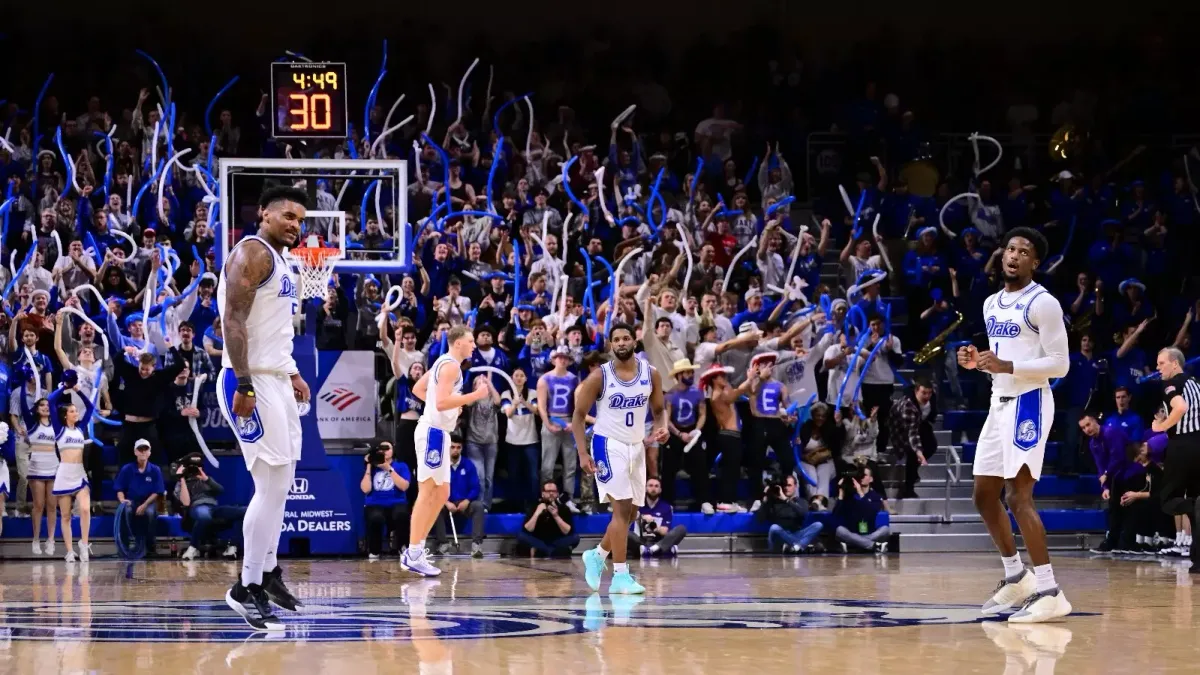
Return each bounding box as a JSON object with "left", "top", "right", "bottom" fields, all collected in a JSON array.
[{"left": 1160, "top": 434, "right": 1200, "bottom": 565}]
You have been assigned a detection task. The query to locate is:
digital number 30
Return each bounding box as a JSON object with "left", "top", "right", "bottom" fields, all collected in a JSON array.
[{"left": 287, "top": 93, "right": 332, "bottom": 131}]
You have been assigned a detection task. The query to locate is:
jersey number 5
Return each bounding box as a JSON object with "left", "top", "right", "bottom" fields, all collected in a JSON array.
[{"left": 625, "top": 412, "right": 634, "bottom": 427}]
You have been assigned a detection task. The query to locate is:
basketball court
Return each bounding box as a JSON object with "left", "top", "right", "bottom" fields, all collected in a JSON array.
[{"left": 0, "top": 553, "right": 1194, "bottom": 674}]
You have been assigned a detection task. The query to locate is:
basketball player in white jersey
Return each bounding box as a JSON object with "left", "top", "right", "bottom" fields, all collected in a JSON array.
[
  {"left": 575, "top": 324, "right": 668, "bottom": 595},
  {"left": 217, "top": 186, "right": 310, "bottom": 631},
  {"left": 958, "top": 227, "right": 1071, "bottom": 623},
  {"left": 402, "top": 325, "right": 489, "bottom": 576}
]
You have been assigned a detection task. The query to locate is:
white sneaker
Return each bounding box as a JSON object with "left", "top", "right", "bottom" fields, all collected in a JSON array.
[
  {"left": 565, "top": 500, "right": 581, "bottom": 515},
  {"left": 368, "top": 554, "right": 380, "bottom": 562},
  {"left": 181, "top": 546, "right": 199, "bottom": 561},
  {"left": 64, "top": 551, "right": 77, "bottom": 563},
  {"left": 31, "top": 541, "right": 42, "bottom": 555},
  {"left": 79, "top": 544, "right": 90, "bottom": 563},
  {"left": 400, "top": 547, "right": 442, "bottom": 577},
  {"left": 223, "top": 545, "right": 238, "bottom": 558},
  {"left": 44, "top": 539, "right": 54, "bottom": 556},
  {"left": 982, "top": 569, "right": 1037, "bottom": 615},
  {"left": 1008, "top": 588, "right": 1073, "bottom": 624},
  {"left": 749, "top": 499, "right": 763, "bottom": 513},
  {"left": 700, "top": 502, "right": 715, "bottom": 515}
]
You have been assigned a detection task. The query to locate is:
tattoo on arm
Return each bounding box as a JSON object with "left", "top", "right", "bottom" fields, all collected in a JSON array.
[{"left": 221, "top": 241, "right": 273, "bottom": 378}]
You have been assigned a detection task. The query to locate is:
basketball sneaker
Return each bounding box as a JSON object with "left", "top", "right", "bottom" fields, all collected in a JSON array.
[
  {"left": 981, "top": 569, "right": 1036, "bottom": 615},
  {"left": 225, "top": 581, "right": 284, "bottom": 631},
  {"left": 402, "top": 579, "right": 441, "bottom": 618},
  {"left": 263, "top": 566, "right": 303, "bottom": 611},
  {"left": 1008, "top": 588, "right": 1072, "bottom": 623},
  {"left": 31, "top": 541, "right": 41, "bottom": 555},
  {"left": 44, "top": 539, "right": 54, "bottom": 556},
  {"left": 608, "top": 571, "right": 645, "bottom": 595},
  {"left": 64, "top": 551, "right": 76, "bottom": 563},
  {"left": 582, "top": 548, "right": 607, "bottom": 591},
  {"left": 584, "top": 593, "right": 605, "bottom": 632},
  {"left": 79, "top": 543, "right": 90, "bottom": 563},
  {"left": 608, "top": 594, "right": 645, "bottom": 625},
  {"left": 401, "top": 547, "right": 442, "bottom": 577}
]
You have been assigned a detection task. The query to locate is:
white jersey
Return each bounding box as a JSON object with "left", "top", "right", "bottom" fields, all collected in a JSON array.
[
  {"left": 218, "top": 236, "right": 299, "bottom": 374},
  {"left": 56, "top": 425, "right": 86, "bottom": 451},
  {"left": 420, "top": 354, "right": 465, "bottom": 432},
  {"left": 28, "top": 422, "right": 56, "bottom": 446},
  {"left": 593, "top": 358, "right": 652, "bottom": 445},
  {"left": 982, "top": 281, "right": 1069, "bottom": 399}
]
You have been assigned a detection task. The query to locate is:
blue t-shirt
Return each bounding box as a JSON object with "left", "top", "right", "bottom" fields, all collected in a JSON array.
[
  {"left": 114, "top": 462, "right": 166, "bottom": 505},
  {"left": 1104, "top": 410, "right": 1145, "bottom": 442},
  {"left": 364, "top": 461, "right": 411, "bottom": 507}
]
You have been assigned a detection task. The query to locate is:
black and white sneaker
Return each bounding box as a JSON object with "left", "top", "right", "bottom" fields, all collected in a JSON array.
[
  {"left": 263, "top": 567, "right": 303, "bottom": 611},
  {"left": 225, "top": 581, "right": 284, "bottom": 631}
]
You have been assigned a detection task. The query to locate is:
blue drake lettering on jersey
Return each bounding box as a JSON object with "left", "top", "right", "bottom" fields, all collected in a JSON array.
[
  {"left": 279, "top": 274, "right": 297, "bottom": 299},
  {"left": 986, "top": 316, "right": 1021, "bottom": 338},
  {"left": 608, "top": 393, "right": 649, "bottom": 410}
]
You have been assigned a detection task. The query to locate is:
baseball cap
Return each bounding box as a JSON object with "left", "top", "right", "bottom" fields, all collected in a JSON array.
[{"left": 134, "top": 438, "right": 151, "bottom": 450}]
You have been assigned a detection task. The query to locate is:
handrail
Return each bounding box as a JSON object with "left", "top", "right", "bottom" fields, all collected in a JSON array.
[{"left": 943, "top": 444, "right": 962, "bottom": 523}]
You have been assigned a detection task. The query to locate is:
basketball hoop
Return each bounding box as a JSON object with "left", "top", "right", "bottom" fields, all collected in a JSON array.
[{"left": 290, "top": 235, "right": 342, "bottom": 300}]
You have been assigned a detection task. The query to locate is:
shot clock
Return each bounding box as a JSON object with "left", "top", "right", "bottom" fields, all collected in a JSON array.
[{"left": 270, "top": 62, "right": 349, "bottom": 139}]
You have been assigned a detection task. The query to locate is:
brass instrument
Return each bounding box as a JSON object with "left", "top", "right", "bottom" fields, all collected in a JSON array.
[
  {"left": 1071, "top": 306, "right": 1094, "bottom": 336},
  {"left": 914, "top": 311, "right": 963, "bottom": 365},
  {"left": 1050, "top": 124, "right": 1086, "bottom": 161}
]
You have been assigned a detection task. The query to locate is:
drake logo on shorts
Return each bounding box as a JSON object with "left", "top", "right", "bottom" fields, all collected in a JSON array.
[
  {"left": 592, "top": 435, "right": 613, "bottom": 483},
  {"left": 235, "top": 414, "right": 264, "bottom": 443},
  {"left": 425, "top": 449, "right": 442, "bottom": 469},
  {"left": 1016, "top": 421, "right": 1037, "bottom": 444},
  {"left": 596, "top": 460, "right": 611, "bottom": 483}
]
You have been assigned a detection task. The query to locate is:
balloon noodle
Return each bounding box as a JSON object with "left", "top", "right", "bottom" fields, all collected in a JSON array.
[
  {"left": 689, "top": 157, "right": 704, "bottom": 195},
  {"left": 782, "top": 223, "right": 809, "bottom": 294},
  {"left": 938, "top": 193, "right": 978, "bottom": 239},
  {"left": 1183, "top": 153, "right": 1200, "bottom": 216},
  {"left": 491, "top": 92, "right": 532, "bottom": 136},
  {"left": 360, "top": 179, "right": 380, "bottom": 234},
  {"left": 164, "top": 104, "right": 177, "bottom": 185},
  {"left": 158, "top": 149, "right": 190, "bottom": 224},
  {"left": 838, "top": 184, "right": 855, "bottom": 219},
  {"left": 674, "top": 222, "right": 695, "bottom": 302},
  {"left": 969, "top": 132, "right": 1003, "bottom": 176},
  {"left": 850, "top": 188, "right": 867, "bottom": 240},
  {"left": 870, "top": 213, "right": 893, "bottom": 272},
  {"left": 836, "top": 331, "right": 872, "bottom": 409},
  {"left": 364, "top": 39, "right": 389, "bottom": 146},
  {"left": 742, "top": 156, "right": 759, "bottom": 191},
  {"left": 560, "top": 155, "right": 589, "bottom": 215},
  {"left": 424, "top": 83, "right": 438, "bottom": 135},
  {"left": 32, "top": 73, "right": 54, "bottom": 172},
  {"left": 370, "top": 113, "right": 414, "bottom": 160},
  {"left": 374, "top": 93, "right": 406, "bottom": 154},
  {"left": 850, "top": 332, "right": 892, "bottom": 419},
  {"left": 609, "top": 247, "right": 642, "bottom": 338},
  {"left": 721, "top": 235, "right": 758, "bottom": 294},
  {"left": 435, "top": 210, "right": 503, "bottom": 234},
  {"left": 645, "top": 167, "right": 667, "bottom": 237},
  {"left": 51, "top": 231, "right": 63, "bottom": 267},
  {"left": 189, "top": 373, "right": 220, "bottom": 467},
  {"left": 556, "top": 273, "right": 570, "bottom": 329},
  {"left": 204, "top": 76, "right": 240, "bottom": 137},
  {"left": 846, "top": 270, "right": 887, "bottom": 303},
  {"left": 455, "top": 58, "right": 480, "bottom": 127},
  {"left": 610, "top": 104, "right": 636, "bottom": 130},
  {"left": 383, "top": 285, "right": 403, "bottom": 313},
  {"left": 524, "top": 97, "right": 535, "bottom": 159},
  {"left": 133, "top": 159, "right": 165, "bottom": 223},
  {"left": 1137, "top": 356, "right": 1200, "bottom": 384},
  {"left": 135, "top": 49, "right": 171, "bottom": 106},
  {"left": 3, "top": 244, "right": 36, "bottom": 318},
  {"left": 467, "top": 365, "right": 518, "bottom": 398},
  {"left": 421, "top": 133, "right": 452, "bottom": 212},
  {"left": 486, "top": 136, "right": 503, "bottom": 214},
  {"left": 594, "top": 166, "right": 616, "bottom": 226},
  {"left": 55, "top": 127, "right": 83, "bottom": 197},
  {"left": 579, "top": 246, "right": 596, "bottom": 320},
  {"left": 23, "top": 347, "right": 42, "bottom": 400},
  {"left": 766, "top": 195, "right": 795, "bottom": 217}
]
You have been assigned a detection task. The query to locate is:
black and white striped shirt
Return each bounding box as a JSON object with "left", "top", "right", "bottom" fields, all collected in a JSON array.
[{"left": 1161, "top": 374, "right": 1200, "bottom": 437}]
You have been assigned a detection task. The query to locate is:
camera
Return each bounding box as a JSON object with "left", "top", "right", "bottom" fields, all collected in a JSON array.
[
  {"left": 175, "top": 453, "right": 204, "bottom": 479},
  {"left": 764, "top": 482, "right": 786, "bottom": 502},
  {"left": 367, "top": 441, "right": 392, "bottom": 467}
]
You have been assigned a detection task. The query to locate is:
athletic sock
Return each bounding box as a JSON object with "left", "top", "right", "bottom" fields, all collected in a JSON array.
[
  {"left": 411, "top": 540, "right": 426, "bottom": 556},
  {"left": 1033, "top": 564, "right": 1057, "bottom": 593},
  {"left": 613, "top": 562, "right": 628, "bottom": 574},
  {"left": 596, "top": 545, "right": 610, "bottom": 560},
  {"left": 1001, "top": 553, "right": 1024, "bottom": 579}
]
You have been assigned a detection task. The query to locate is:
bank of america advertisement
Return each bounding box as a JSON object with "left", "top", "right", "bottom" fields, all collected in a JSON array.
[{"left": 316, "top": 351, "right": 377, "bottom": 439}]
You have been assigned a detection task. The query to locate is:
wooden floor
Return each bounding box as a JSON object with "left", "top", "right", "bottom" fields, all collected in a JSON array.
[{"left": 0, "top": 553, "right": 1196, "bottom": 674}]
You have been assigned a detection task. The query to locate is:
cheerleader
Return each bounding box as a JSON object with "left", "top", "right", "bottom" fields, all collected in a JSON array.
[
  {"left": 48, "top": 371, "right": 98, "bottom": 562},
  {"left": 16, "top": 367, "right": 59, "bottom": 555}
]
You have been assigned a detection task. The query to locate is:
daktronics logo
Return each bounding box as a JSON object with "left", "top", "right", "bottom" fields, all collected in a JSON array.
[
  {"left": 320, "top": 387, "right": 362, "bottom": 411},
  {"left": 288, "top": 478, "right": 316, "bottom": 501}
]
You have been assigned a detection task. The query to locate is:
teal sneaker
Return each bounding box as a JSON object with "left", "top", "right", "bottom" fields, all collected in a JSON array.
[
  {"left": 608, "top": 571, "right": 645, "bottom": 595},
  {"left": 608, "top": 594, "right": 645, "bottom": 624},
  {"left": 582, "top": 548, "right": 607, "bottom": 591}
]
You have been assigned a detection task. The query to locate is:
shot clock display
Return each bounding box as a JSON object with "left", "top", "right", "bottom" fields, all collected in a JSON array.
[{"left": 270, "top": 62, "right": 349, "bottom": 139}]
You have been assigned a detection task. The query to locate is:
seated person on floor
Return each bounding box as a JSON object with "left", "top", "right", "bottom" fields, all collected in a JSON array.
[
  {"left": 516, "top": 480, "right": 580, "bottom": 557},
  {"left": 833, "top": 465, "right": 890, "bottom": 553},
  {"left": 757, "top": 473, "right": 825, "bottom": 553},
  {"left": 627, "top": 477, "right": 688, "bottom": 557}
]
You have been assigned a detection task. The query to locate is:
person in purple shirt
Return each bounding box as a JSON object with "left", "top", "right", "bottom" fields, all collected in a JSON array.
[
  {"left": 626, "top": 478, "right": 689, "bottom": 557},
  {"left": 538, "top": 349, "right": 582, "bottom": 512},
  {"left": 1080, "top": 415, "right": 1146, "bottom": 553},
  {"left": 1104, "top": 387, "right": 1145, "bottom": 442},
  {"left": 661, "top": 359, "right": 709, "bottom": 511}
]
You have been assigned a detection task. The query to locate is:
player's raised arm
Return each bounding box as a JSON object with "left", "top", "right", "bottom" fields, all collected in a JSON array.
[{"left": 573, "top": 368, "right": 603, "bottom": 474}]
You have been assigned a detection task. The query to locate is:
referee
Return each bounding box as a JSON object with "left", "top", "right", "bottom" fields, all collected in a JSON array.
[{"left": 1151, "top": 347, "right": 1200, "bottom": 572}]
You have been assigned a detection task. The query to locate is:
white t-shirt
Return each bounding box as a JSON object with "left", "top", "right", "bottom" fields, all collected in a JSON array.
[
  {"left": 862, "top": 335, "right": 901, "bottom": 385},
  {"left": 824, "top": 342, "right": 863, "bottom": 408},
  {"left": 501, "top": 389, "right": 539, "bottom": 445}
]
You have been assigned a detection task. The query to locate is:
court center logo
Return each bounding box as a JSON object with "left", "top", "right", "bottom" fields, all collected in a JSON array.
[{"left": 0, "top": 596, "right": 1038, "bottom": 643}]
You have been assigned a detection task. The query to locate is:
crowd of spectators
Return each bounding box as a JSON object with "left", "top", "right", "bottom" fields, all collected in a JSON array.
[{"left": 2, "top": 28, "right": 1198, "bottom": 560}]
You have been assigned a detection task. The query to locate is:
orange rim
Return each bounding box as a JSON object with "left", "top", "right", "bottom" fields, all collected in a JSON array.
[{"left": 293, "top": 246, "right": 341, "bottom": 268}]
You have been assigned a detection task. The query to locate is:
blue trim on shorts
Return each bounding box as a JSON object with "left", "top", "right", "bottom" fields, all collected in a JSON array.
[
  {"left": 591, "top": 433, "right": 612, "bottom": 484},
  {"left": 220, "top": 369, "right": 265, "bottom": 443},
  {"left": 1013, "top": 389, "right": 1041, "bottom": 452},
  {"left": 424, "top": 427, "right": 445, "bottom": 469}
]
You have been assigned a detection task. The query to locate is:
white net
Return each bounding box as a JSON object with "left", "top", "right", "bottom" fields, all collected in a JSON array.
[{"left": 291, "top": 236, "right": 341, "bottom": 300}]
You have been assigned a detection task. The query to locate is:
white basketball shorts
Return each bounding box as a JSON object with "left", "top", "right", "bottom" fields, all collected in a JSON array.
[
  {"left": 590, "top": 433, "right": 646, "bottom": 506},
  {"left": 415, "top": 420, "right": 452, "bottom": 485},
  {"left": 974, "top": 387, "right": 1054, "bottom": 481},
  {"left": 217, "top": 369, "right": 302, "bottom": 470},
  {"left": 0, "top": 458, "right": 9, "bottom": 498}
]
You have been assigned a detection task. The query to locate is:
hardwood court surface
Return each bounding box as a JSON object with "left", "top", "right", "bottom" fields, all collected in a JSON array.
[{"left": 0, "top": 553, "right": 1195, "bottom": 674}]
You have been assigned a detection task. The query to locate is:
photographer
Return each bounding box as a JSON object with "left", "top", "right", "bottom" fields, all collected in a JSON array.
[
  {"left": 174, "top": 453, "right": 246, "bottom": 560},
  {"left": 516, "top": 480, "right": 579, "bottom": 558},
  {"left": 833, "top": 465, "right": 891, "bottom": 554},
  {"left": 757, "top": 474, "right": 825, "bottom": 553},
  {"left": 626, "top": 478, "right": 689, "bottom": 557},
  {"left": 360, "top": 441, "right": 411, "bottom": 560}
]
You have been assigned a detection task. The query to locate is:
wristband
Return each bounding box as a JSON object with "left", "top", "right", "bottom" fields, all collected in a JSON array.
[{"left": 236, "top": 379, "right": 255, "bottom": 397}]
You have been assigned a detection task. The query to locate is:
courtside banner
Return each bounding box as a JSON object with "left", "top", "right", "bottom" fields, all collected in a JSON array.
[{"left": 316, "top": 351, "right": 377, "bottom": 439}]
